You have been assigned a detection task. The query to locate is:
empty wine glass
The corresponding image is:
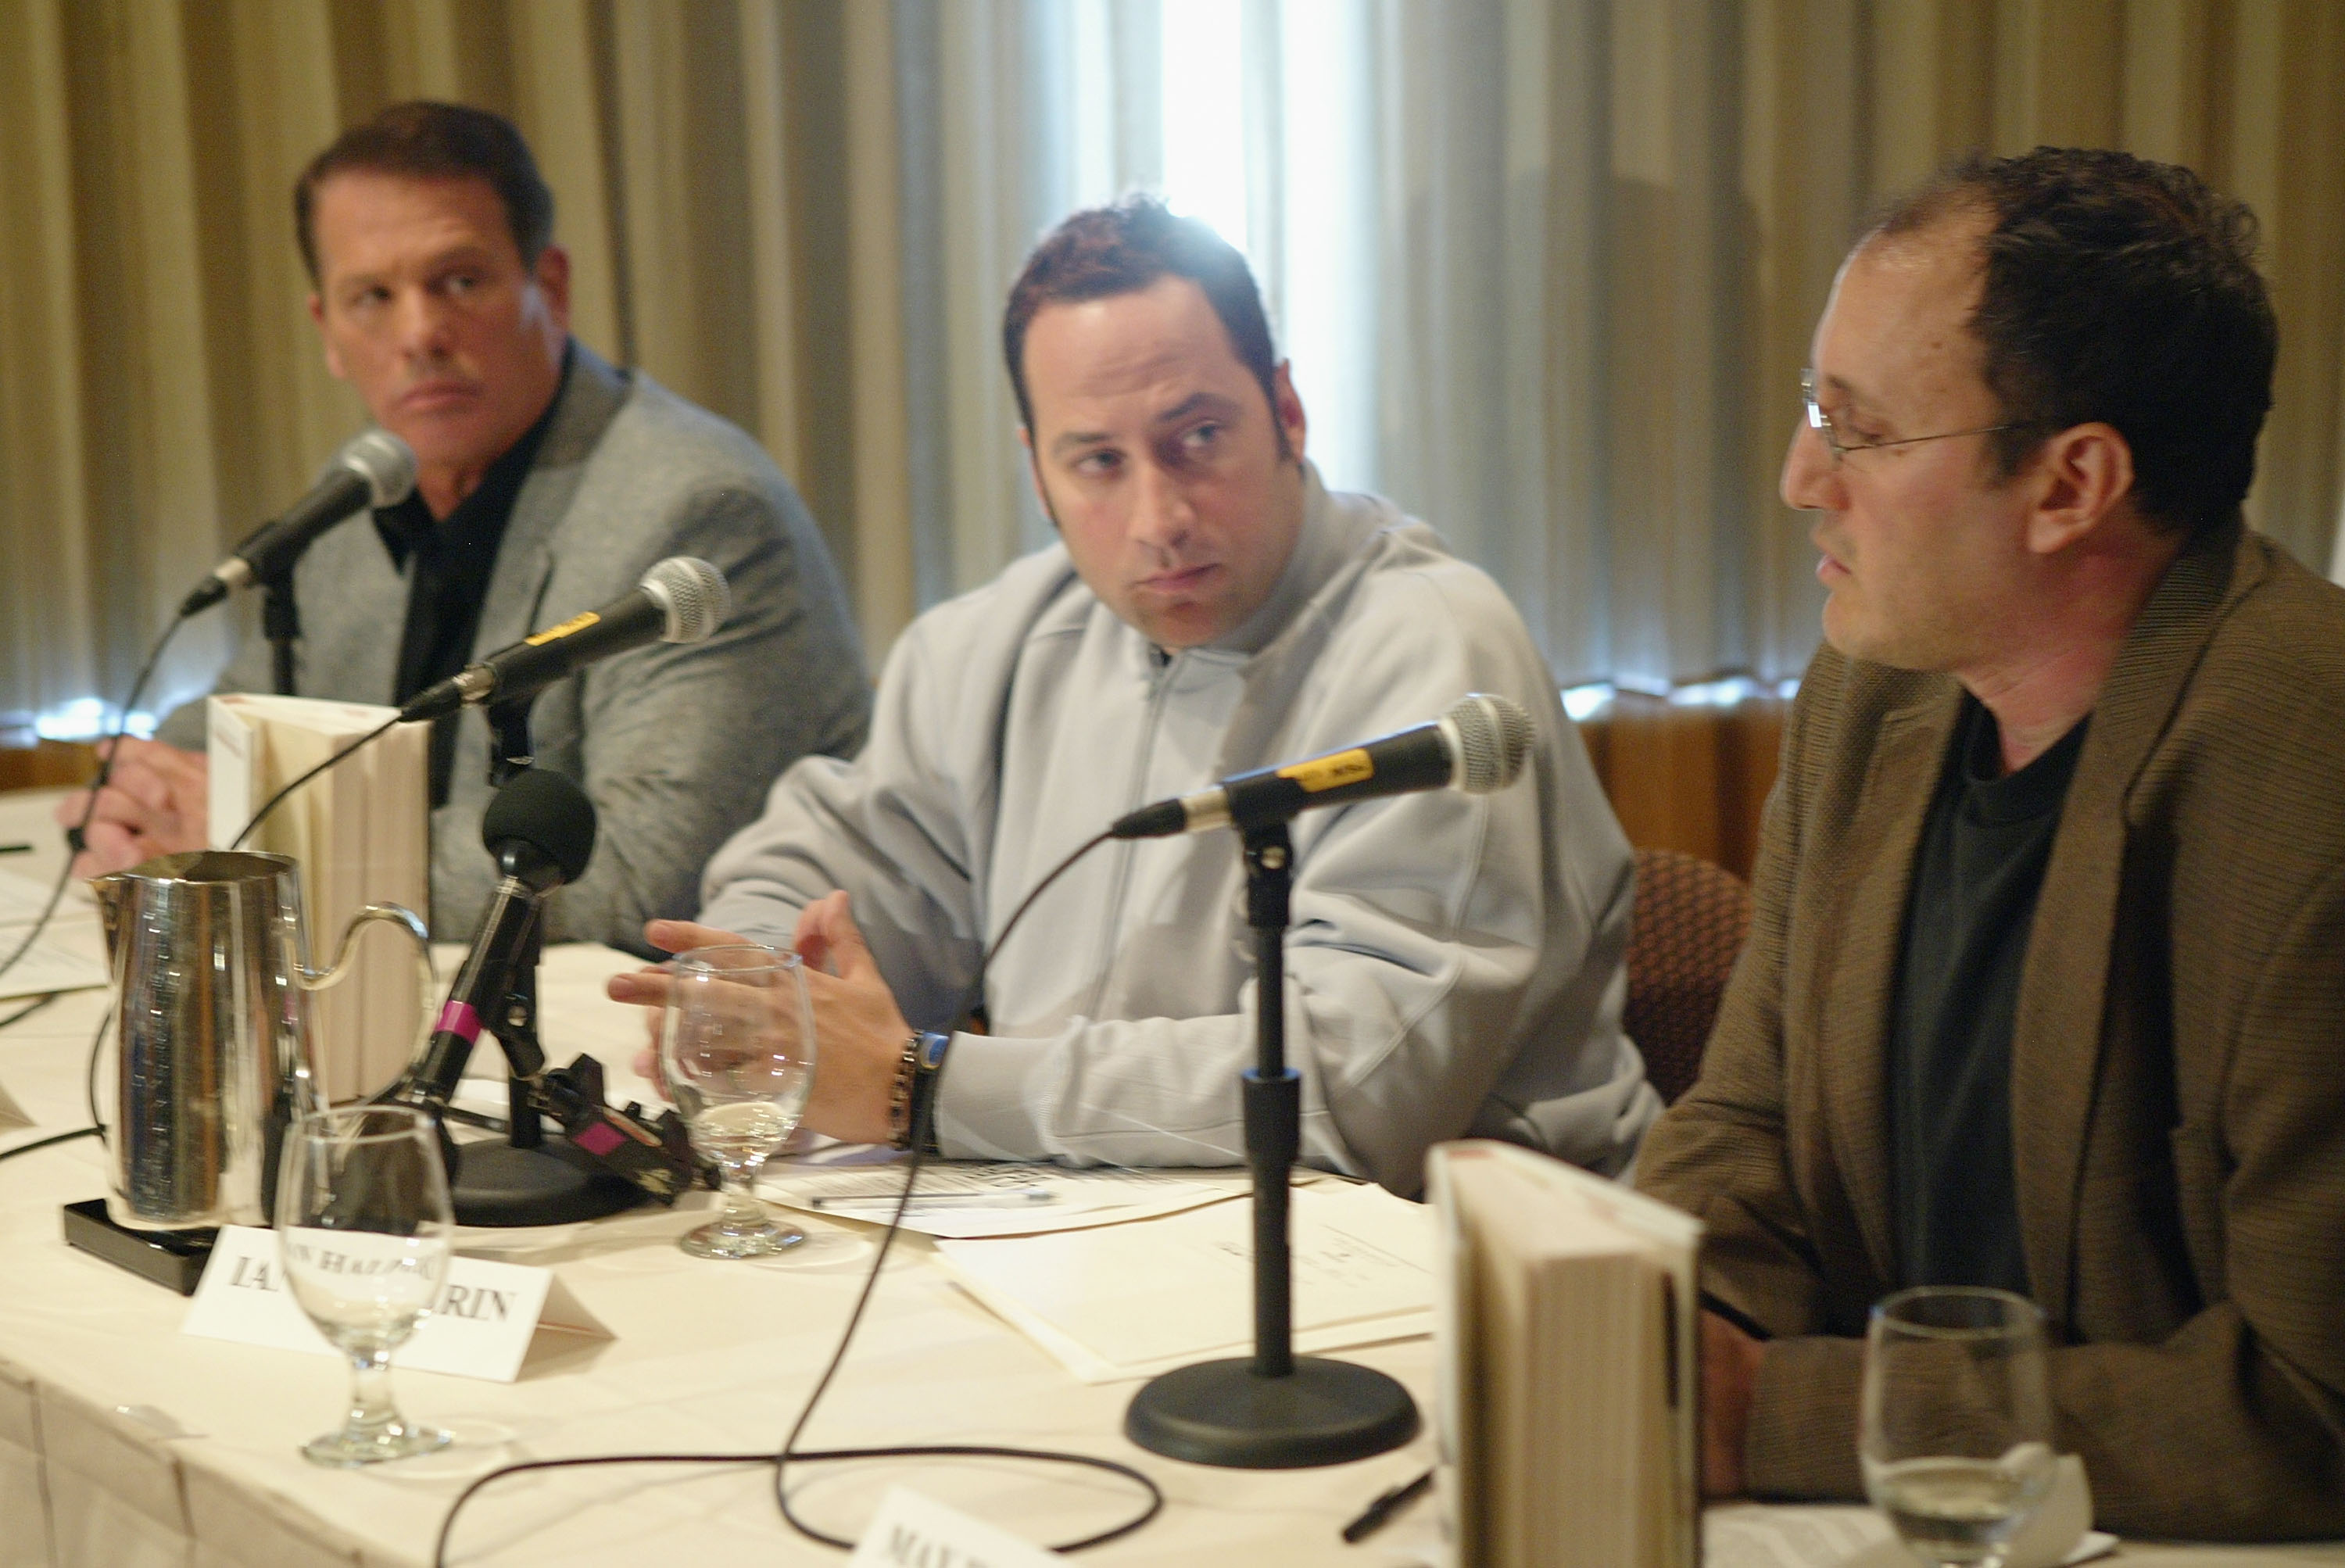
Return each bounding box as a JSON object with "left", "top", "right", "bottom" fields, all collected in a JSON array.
[
  {"left": 1861, "top": 1287, "right": 2057, "bottom": 1568},
  {"left": 662, "top": 943, "right": 816, "bottom": 1258},
  {"left": 274, "top": 1104, "right": 453, "bottom": 1466}
]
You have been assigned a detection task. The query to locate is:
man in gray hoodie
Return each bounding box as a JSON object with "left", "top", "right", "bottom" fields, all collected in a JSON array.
[{"left": 613, "top": 198, "right": 1652, "bottom": 1192}]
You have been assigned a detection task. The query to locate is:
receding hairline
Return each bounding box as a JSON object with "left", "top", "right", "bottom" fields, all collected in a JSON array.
[{"left": 1020, "top": 276, "right": 1268, "bottom": 438}]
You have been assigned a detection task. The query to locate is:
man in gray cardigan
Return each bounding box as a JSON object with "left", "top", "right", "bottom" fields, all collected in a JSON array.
[{"left": 62, "top": 103, "right": 868, "bottom": 952}]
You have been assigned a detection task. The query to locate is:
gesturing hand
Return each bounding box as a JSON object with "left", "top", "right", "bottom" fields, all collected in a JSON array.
[{"left": 607, "top": 895, "right": 915, "bottom": 1147}]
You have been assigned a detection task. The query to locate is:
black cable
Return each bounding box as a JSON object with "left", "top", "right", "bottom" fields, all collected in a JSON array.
[
  {"left": 0, "top": 615, "right": 184, "bottom": 988},
  {"left": 0, "top": 992, "right": 59, "bottom": 1033},
  {"left": 0, "top": 1125, "right": 99, "bottom": 1164},
  {"left": 0, "top": 956, "right": 114, "bottom": 1169},
  {"left": 228, "top": 712, "right": 403, "bottom": 850},
  {"left": 431, "top": 828, "right": 1158, "bottom": 1564}
]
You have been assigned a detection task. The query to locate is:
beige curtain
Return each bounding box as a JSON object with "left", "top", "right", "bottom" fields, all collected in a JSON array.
[
  {"left": 0, "top": 0, "right": 916, "bottom": 727},
  {"left": 5, "top": 0, "right": 2344, "bottom": 725},
  {"left": 1369, "top": 0, "right": 2345, "bottom": 688}
]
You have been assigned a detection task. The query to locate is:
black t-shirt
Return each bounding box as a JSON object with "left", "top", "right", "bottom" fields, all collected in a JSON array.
[
  {"left": 371, "top": 363, "right": 565, "bottom": 806},
  {"left": 1886, "top": 695, "right": 2087, "bottom": 1293}
]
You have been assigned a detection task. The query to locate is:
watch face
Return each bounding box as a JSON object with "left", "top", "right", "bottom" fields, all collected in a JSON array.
[{"left": 917, "top": 1031, "right": 951, "bottom": 1072}]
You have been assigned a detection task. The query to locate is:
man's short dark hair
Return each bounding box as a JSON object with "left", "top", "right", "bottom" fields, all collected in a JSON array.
[
  {"left": 1002, "top": 196, "right": 1285, "bottom": 453},
  {"left": 1871, "top": 147, "right": 2276, "bottom": 538},
  {"left": 294, "top": 102, "right": 554, "bottom": 287}
]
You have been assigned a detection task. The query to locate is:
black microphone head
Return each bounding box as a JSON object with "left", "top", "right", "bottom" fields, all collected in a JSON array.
[
  {"left": 336, "top": 429, "right": 417, "bottom": 508},
  {"left": 1443, "top": 693, "right": 1534, "bottom": 793},
  {"left": 481, "top": 768, "right": 597, "bottom": 886},
  {"left": 639, "top": 557, "right": 729, "bottom": 643}
]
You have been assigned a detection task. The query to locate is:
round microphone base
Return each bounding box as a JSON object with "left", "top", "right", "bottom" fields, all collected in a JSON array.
[
  {"left": 1124, "top": 1355, "right": 1419, "bottom": 1470},
  {"left": 452, "top": 1138, "right": 646, "bottom": 1228}
]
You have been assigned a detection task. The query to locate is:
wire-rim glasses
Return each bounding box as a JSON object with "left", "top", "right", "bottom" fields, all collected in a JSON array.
[{"left": 1802, "top": 369, "right": 2029, "bottom": 465}]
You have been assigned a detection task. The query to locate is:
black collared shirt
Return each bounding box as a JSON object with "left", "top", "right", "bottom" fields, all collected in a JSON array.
[
  {"left": 373, "top": 353, "right": 567, "bottom": 805},
  {"left": 1886, "top": 695, "right": 2088, "bottom": 1294}
]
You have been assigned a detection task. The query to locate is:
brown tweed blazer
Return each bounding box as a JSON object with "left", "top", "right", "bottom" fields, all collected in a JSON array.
[{"left": 1636, "top": 521, "right": 2345, "bottom": 1539}]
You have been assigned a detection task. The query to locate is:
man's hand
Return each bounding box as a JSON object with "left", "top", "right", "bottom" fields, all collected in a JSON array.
[
  {"left": 1700, "top": 1308, "right": 1767, "bottom": 1498},
  {"left": 54, "top": 739, "right": 210, "bottom": 876},
  {"left": 607, "top": 895, "right": 914, "bottom": 1147}
]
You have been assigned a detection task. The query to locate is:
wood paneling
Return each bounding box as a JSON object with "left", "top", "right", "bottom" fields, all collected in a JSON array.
[
  {"left": 1578, "top": 695, "right": 1784, "bottom": 879},
  {"left": 0, "top": 739, "right": 95, "bottom": 793}
]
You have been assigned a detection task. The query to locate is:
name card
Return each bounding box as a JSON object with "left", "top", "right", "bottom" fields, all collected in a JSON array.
[
  {"left": 181, "top": 1226, "right": 610, "bottom": 1382},
  {"left": 849, "top": 1487, "right": 1063, "bottom": 1568}
]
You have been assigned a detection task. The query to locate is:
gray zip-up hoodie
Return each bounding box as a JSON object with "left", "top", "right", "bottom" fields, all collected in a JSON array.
[{"left": 701, "top": 470, "right": 1656, "bottom": 1193}]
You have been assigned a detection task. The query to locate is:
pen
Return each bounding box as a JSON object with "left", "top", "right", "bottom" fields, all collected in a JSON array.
[
  {"left": 0, "top": 843, "right": 31, "bottom": 855},
  {"left": 1341, "top": 1468, "right": 1431, "bottom": 1544},
  {"left": 808, "top": 1185, "right": 1056, "bottom": 1211}
]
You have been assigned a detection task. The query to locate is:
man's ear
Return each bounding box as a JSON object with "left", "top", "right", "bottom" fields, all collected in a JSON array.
[
  {"left": 2024, "top": 421, "right": 2136, "bottom": 556},
  {"left": 1020, "top": 426, "right": 1060, "bottom": 532},
  {"left": 307, "top": 293, "right": 345, "bottom": 381},
  {"left": 532, "top": 243, "right": 572, "bottom": 335},
  {"left": 1271, "top": 361, "right": 1307, "bottom": 464}
]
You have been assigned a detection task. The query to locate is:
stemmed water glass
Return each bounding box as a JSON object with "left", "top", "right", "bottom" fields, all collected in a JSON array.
[
  {"left": 662, "top": 943, "right": 817, "bottom": 1258},
  {"left": 1860, "top": 1286, "right": 2057, "bottom": 1568},
  {"left": 274, "top": 1104, "right": 453, "bottom": 1466}
]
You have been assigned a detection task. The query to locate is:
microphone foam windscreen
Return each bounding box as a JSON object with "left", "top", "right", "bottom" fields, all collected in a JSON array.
[
  {"left": 339, "top": 428, "right": 416, "bottom": 508},
  {"left": 1445, "top": 693, "right": 1535, "bottom": 793},
  {"left": 641, "top": 557, "right": 730, "bottom": 643},
  {"left": 481, "top": 767, "right": 598, "bottom": 885}
]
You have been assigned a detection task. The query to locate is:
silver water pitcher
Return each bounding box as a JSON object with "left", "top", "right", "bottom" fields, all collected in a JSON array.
[{"left": 91, "top": 851, "right": 432, "bottom": 1232}]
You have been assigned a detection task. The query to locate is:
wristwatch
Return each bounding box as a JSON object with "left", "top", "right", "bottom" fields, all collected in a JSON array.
[{"left": 887, "top": 1029, "right": 952, "bottom": 1152}]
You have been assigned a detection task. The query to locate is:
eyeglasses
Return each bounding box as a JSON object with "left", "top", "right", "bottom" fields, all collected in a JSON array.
[{"left": 1801, "top": 370, "right": 2028, "bottom": 465}]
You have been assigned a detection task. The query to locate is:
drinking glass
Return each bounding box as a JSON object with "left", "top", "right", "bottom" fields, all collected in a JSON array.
[
  {"left": 1861, "top": 1287, "right": 2057, "bottom": 1568},
  {"left": 662, "top": 943, "right": 817, "bottom": 1258},
  {"left": 274, "top": 1104, "right": 453, "bottom": 1466}
]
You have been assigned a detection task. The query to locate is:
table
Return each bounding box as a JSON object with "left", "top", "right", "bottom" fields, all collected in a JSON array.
[
  {"left": 2, "top": 787, "right": 2338, "bottom": 1568},
  {"left": 0, "top": 788, "right": 1445, "bottom": 1567}
]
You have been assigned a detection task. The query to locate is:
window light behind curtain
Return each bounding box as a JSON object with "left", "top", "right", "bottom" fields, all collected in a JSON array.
[
  {"left": 895, "top": 0, "right": 1831, "bottom": 696},
  {"left": 9, "top": 1, "right": 2345, "bottom": 732}
]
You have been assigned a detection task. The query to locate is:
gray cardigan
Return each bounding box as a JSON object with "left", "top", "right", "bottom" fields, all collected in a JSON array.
[{"left": 163, "top": 342, "right": 870, "bottom": 952}]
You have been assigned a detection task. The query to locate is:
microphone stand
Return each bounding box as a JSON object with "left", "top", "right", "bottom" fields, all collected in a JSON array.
[
  {"left": 1123, "top": 821, "right": 1419, "bottom": 1467},
  {"left": 261, "top": 573, "right": 301, "bottom": 695},
  {"left": 444, "top": 698, "right": 643, "bottom": 1226}
]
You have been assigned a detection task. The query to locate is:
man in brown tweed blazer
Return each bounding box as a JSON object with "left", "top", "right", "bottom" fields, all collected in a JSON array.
[{"left": 1636, "top": 148, "right": 2345, "bottom": 1539}]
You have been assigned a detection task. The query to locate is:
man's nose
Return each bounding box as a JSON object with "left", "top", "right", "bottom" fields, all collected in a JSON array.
[
  {"left": 392, "top": 288, "right": 455, "bottom": 360},
  {"left": 1129, "top": 459, "right": 1195, "bottom": 552},
  {"left": 1780, "top": 419, "right": 1842, "bottom": 513}
]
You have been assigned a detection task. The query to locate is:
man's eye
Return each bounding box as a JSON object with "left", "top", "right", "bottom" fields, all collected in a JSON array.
[
  {"left": 1074, "top": 449, "right": 1122, "bottom": 476},
  {"left": 1182, "top": 422, "right": 1222, "bottom": 450},
  {"left": 1831, "top": 410, "right": 1884, "bottom": 446}
]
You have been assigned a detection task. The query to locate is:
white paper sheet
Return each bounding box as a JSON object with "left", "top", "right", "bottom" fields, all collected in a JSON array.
[
  {"left": 0, "top": 866, "right": 88, "bottom": 928},
  {"left": 0, "top": 936, "right": 109, "bottom": 1001},
  {"left": 933, "top": 1180, "right": 1436, "bottom": 1381},
  {"left": 759, "top": 1157, "right": 1257, "bottom": 1238}
]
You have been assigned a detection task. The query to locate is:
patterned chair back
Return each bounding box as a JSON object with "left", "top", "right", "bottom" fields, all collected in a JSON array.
[{"left": 1623, "top": 847, "right": 1753, "bottom": 1104}]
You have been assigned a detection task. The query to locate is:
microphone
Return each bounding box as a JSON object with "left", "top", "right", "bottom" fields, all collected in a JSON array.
[
  {"left": 179, "top": 430, "right": 415, "bottom": 616},
  {"left": 1110, "top": 693, "right": 1536, "bottom": 839},
  {"left": 385, "top": 767, "right": 701, "bottom": 1205},
  {"left": 395, "top": 767, "right": 598, "bottom": 1103},
  {"left": 396, "top": 556, "right": 730, "bottom": 722}
]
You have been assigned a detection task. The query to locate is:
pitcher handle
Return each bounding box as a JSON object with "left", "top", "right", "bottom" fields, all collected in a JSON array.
[{"left": 299, "top": 903, "right": 436, "bottom": 1049}]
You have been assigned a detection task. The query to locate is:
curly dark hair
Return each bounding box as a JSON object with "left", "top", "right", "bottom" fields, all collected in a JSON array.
[
  {"left": 1001, "top": 196, "right": 1286, "bottom": 455},
  {"left": 1871, "top": 147, "right": 2275, "bottom": 538},
  {"left": 295, "top": 102, "right": 554, "bottom": 287}
]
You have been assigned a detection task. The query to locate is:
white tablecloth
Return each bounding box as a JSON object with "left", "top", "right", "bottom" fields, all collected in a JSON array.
[{"left": 1, "top": 787, "right": 2336, "bottom": 1568}]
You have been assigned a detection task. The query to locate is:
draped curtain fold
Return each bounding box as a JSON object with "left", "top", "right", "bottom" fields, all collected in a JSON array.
[{"left": 6, "top": 0, "right": 2345, "bottom": 727}]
